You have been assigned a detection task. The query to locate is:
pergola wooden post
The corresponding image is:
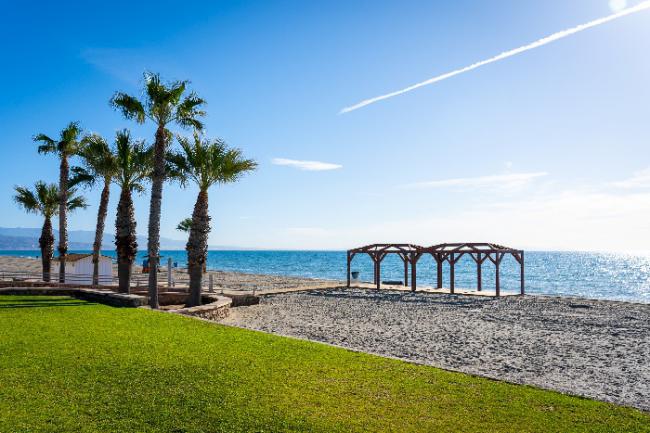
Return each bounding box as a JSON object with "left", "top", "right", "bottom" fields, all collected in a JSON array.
[
  {"left": 372, "top": 255, "right": 379, "bottom": 289},
  {"left": 449, "top": 253, "right": 455, "bottom": 294},
  {"left": 371, "top": 253, "right": 377, "bottom": 285},
  {"left": 410, "top": 252, "right": 418, "bottom": 292},
  {"left": 346, "top": 243, "right": 524, "bottom": 298},
  {"left": 476, "top": 252, "right": 482, "bottom": 291},
  {"left": 374, "top": 252, "right": 386, "bottom": 290},
  {"left": 436, "top": 255, "right": 443, "bottom": 289},
  {"left": 398, "top": 253, "right": 409, "bottom": 287},
  {"left": 404, "top": 261, "right": 409, "bottom": 287},
  {"left": 495, "top": 252, "right": 502, "bottom": 297},
  {"left": 346, "top": 251, "right": 351, "bottom": 288},
  {"left": 520, "top": 251, "right": 525, "bottom": 295}
]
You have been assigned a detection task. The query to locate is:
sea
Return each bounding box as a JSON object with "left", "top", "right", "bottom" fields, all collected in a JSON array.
[{"left": 1, "top": 250, "right": 649, "bottom": 303}]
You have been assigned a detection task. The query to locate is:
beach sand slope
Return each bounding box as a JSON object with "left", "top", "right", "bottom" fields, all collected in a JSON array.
[{"left": 221, "top": 289, "right": 650, "bottom": 411}]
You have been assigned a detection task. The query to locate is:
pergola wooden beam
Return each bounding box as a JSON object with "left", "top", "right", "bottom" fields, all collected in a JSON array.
[{"left": 346, "top": 242, "right": 525, "bottom": 297}]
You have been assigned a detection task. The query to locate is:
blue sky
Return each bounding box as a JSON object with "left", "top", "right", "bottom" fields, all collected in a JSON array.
[{"left": 1, "top": 0, "right": 649, "bottom": 251}]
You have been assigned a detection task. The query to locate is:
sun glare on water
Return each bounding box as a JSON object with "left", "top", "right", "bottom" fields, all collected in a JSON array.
[{"left": 609, "top": 0, "right": 628, "bottom": 12}]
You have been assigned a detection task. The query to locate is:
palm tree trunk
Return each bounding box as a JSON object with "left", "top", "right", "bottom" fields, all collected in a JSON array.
[
  {"left": 115, "top": 187, "right": 137, "bottom": 294},
  {"left": 147, "top": 125, "right": 166, "bottom": 308},
  {"left": 58, "top": 156, "right": 69, "bottom": 283},
  {"left": 92, "top": 178, "right": 111, "bottom": 287},
  {"left": 187, "top": 190, "right": 210, "bottom": 307},
  {"left": 39, "top": 216, "right": 54, "bottom": 282}
]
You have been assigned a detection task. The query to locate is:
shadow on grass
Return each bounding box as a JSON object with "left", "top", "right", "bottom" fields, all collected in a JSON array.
[{"left": 0, "top": 298, "right": 97, "bottom": 309}]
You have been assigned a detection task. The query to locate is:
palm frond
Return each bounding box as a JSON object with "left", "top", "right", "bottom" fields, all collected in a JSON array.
[
  {"left": 172, "top": 133, "right": 256, "bottom": 191},
  {"left": 35, "top": 182, "right": 60, "bottom": 216},
  {"left": 165, "top": 149, "right": 188, "bottom": 186},
  {"left": 113, "top": 129, "right": 154, "bottom": 193},
  {"left": 60, "top": 121, "right": 81, "bottom": 145},
  {"left": 144, "top": 72, "right": 165, "bottom": 101},
  {"left": 176, "top": 218, "right": 193, "bottom": 233},
  {"left": 175, "top": 92, "right": 206, "bottom": 130},
  {"left": 33, "top": 133, "right": 56, "bottom": 154},
  {"left": 13, "top": 186, "right": 40, "bottom": 213},
  {"left": 14, "top": 181, "right": 61, "bottom": 217},
  {"left": 168, "top": 80, "right": 187, "bottom": 105},
  {"left": 219, "top": 150, "right": 258, "bottom": 184},
  {"left": 79, "top": 133, "right": 118, "bottom": 181},
  {"left": 35, "top": 122, "right": 82, "bottom": 156},
  {"left": 69, "top": 166, "right": 96, "bottom": 189},
  {"left": 66, "top": 189, "right": 88, "bottom": 212},
  {"left": 110, "top": 92, "right": 146, "bottom": 123}
]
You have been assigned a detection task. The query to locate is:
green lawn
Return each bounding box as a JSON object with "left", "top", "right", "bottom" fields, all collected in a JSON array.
[{"left": 0, "top": 295, "right": 648, "bottom": 433}]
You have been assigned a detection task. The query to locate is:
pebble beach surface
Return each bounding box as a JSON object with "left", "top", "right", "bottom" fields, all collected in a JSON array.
[{"left": 221, "top": 289, "right": 650, "bottom": 411}]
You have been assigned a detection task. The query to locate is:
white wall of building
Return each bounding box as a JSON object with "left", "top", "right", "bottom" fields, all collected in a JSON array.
[{"left": 64, "top": 256, "right": 113, "bottom": 285}]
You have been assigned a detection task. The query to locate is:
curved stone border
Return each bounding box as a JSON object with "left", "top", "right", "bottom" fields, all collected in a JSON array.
[{"left": 170, "top": 295, "right": 233, "bottom": 321}]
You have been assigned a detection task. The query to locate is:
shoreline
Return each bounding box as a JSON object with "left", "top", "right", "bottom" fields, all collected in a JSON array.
[{"left": 1, "top": 254, "right": 649, "bottom": 303}]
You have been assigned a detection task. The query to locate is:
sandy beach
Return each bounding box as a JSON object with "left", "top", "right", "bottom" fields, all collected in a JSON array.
[{"left": 221, "top": 289, "right": 650, "bottom": 411}]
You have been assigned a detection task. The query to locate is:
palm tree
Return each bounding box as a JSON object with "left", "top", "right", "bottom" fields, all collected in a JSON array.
[
  {"left": 110, "top": 72, "right": 206, "bottom": 308},
  {"left": 112, "top": 130, "right": 153, "bottom": 294},
  {"left": 74, "top": 134, "right": 119, "bottom": 287},
  {"left": 176, "top": 217, "right": 193, "bottom": 233},
  {"left": 168, "top": 132, "right": 256, "bottom": 307},
  {"left": 13, "top": 182, "right": 87, "bottom": 281},
  {"left": 176, "top": 217, "right": 206, "bottom": 273},
  {"left": 34, "top": 122, "right": 82, "bottom": 282}
]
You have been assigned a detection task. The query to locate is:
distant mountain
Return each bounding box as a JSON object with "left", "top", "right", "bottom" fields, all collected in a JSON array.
[
  {"left": 0, "top": 227, "right": 242, "bottom": 250},
  {"left": 0, "top": 233, "right": 96, "bottom": 250}
]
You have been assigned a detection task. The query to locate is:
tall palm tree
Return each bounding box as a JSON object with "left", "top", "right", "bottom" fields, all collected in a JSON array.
[
  {"left": 13, "top": 182, "right": 87, "bottom": 281},
  {"left": 34, "top": 122, "right": 82, "bottom": 282},
  {"left": 168, "top": 132, "right": 256, "bottom": 307},
  {"left": 111, "top": 72, "right": 206, "bottom": 308},
  {"left": 74, "top": 134, "right": 119, "bottom": 287},
  {"left": 112, "top": 130, "right": 153, "bottom": 294},
  {"left": 176, "top": 217, "right": 206, "bottom": 273}
]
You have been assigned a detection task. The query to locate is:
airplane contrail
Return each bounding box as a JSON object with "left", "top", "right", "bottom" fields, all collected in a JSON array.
[{"left": 340, "top": 1, "right": 650, "bottom": 114}]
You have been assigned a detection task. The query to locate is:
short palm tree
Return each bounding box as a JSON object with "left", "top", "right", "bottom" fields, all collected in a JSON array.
[
  {"left": 13, "top": 182, "right": 87, "bottom": 281},
  {"left": 111, "top": 72, "right": 206, "bottom": 308},
  {"left": 112, "top": 130, "right": 153, "bottom": 294},
  {"left": 168, "top": 132, "right": 256, "bottom": 307},
  {"left": 34, "top": 122, "right": 82, "bottom": 282},
  {"left": 74, "top": 134, "right": 119, "bottom": 286},
  {"left": 176, "top": 218, "right": 193, "bottom": 233}
]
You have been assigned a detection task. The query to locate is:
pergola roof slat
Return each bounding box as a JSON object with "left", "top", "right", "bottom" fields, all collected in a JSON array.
[{"left": 346, "top": 242, "right": 525, "bottom": 297}]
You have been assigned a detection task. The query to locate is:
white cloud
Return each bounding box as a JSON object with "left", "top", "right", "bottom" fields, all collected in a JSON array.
[
  {"left": 290, "top": 187, "right": 650, "bottom": 252},
  {"left": 610, "top": 0, "right": 628, "bottom": 13},
  {"left": 611, "top": 167, "right": 650, "bottom": 189},
  {"left": 340, "top": 1, "right": 650, "bottom": 113},
  {"left": 403, "top": 172, "right": 548, "bottom": 190},
  {"left": 213, "top": 169, "right": 650, "bottom": 252},
  {"left": 272, "top": 158, "right": 342, "bottom": 171}
]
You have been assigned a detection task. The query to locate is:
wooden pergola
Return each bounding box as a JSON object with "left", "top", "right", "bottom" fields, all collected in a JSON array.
[{"left": 346, "top": 242, "right": 524, "bottom": 297}]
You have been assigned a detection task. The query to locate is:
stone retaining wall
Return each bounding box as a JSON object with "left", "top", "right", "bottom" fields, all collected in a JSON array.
[
  {"left": 171, "top": 295, "right": 233, "bottom": 321},
  {"left": 0, "top": 287, "right": 146, "bottom": 308}
]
